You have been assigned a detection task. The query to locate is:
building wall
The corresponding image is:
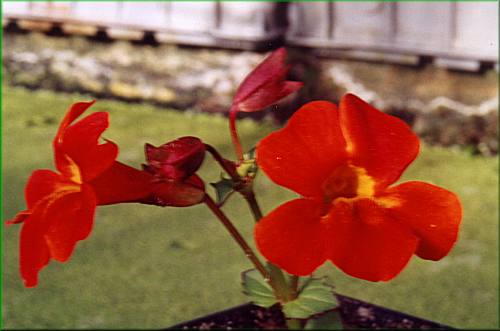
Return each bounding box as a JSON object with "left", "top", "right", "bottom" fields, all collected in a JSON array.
[{"left": 3, "top": 1, "right": 498, "bottom": 71}]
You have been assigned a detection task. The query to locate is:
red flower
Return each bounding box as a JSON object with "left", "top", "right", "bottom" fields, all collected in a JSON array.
[
  {"left": 254, "top": 94, "right": 462, "bottom": 281},
  {"left": 7, "top": 101, "right": 150, "bottom": 287},
  {"left": 230, "top": 47, "right": 303, "bottom": 161},
  {"left": 7, "top": 102, "right": 205, "bottom": 287}
]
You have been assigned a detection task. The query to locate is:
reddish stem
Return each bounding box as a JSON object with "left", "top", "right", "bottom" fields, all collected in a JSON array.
[
  {"left": 204, "top": 194, "right": 272, "bottom": 284},
  {"left": 204, "top": 144, "right": 240, "bottom": 184},
  {"left": 229, "top": 105, "right": 244, "bottom": 163}
]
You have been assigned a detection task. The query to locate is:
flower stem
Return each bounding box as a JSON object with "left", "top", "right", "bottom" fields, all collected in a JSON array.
[
  {"left": 205, "top": 145, "right": 301, "bottom": 327},
  {"left": 229, "top": 105, "right": 244, "bottom": 163},
  {"left": 243, "top": 190, "right": 263, "bottom": 221},
  {"left": 286, "top": 318, "right": 303, "bottom": 330},
  {"left": 289, "top": 275, "right": 299, "bottom": 299},
  {"left": 203, "top": 194, "right": 271, "bottom": 284},
  {"left": 242, "top": 190, "right": 300, "bottom": 308},
  {"left": 205, "top": 144, "right": 240, "bottom": 183},
  {"left": 285, "top": 275, "right": 301, "bottom": 329}
]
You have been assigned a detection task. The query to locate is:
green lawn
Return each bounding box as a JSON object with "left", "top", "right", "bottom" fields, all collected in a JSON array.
[{"left": 2, "top": 86, "right": 498, "bottom": 329}]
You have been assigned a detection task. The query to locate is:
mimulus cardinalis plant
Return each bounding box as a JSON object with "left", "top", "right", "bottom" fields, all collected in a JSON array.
[{"left": 8, "top": 48, "right": 461, "bottom": 329}]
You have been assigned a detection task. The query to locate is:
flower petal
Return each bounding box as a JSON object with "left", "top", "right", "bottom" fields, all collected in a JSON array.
[
  {"left": 55, "top": 101, "right": 96, "bottom": 142},
  {"left": 43, "top": 186, "right": 97, "bottom": 262},
  {"left": 280, "top": 81, "right": 304, "bottom": 99},
  {"left": 326, "top": 198, "right": 419, "bottom": 281},
  {"left": 89, "top": 161, "right": 154, "bottom": 206},
  {"left": 57, "top": 112, "right": 118, "bottom": 182},
  {"left": 380, "top": 181, "right": 462, "bottom": 261},
  {"left": 254, "top": 198, "right": 327, "bottom": 276},
  {"left": 18, "top": 180, "right": 96, "bottom": 287},
  {"left": 19, "top": 212, "right": 50, "bottom": 287},
  {"left": 257, "top": 101, "right": 347, "bottom": 197},
  {"left": 339, "top": 94, "right": 419, "bottom": 192},
  {"left": 238, "top": 79, "right": 303, "bottom": 113},
  {"left": 6, "top": 210, "right": 30, "bottom": 225},
  {"left": 24, "top": 169, "right": 68, "bottom": 209}
]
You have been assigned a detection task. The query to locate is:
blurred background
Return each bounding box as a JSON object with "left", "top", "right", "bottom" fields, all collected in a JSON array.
[{"left": 2, "top": 1, "right": 498, "bottom": 329}]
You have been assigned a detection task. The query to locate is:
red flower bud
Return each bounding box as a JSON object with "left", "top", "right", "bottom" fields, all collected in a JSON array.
[
  {"left": 232, "top": 47, "right": 303, "bottom": 113},
  {"left": 229, "top": 48, "right": 303, "bottom": 162},
  {"left": 144, "top": 136, "right": 205, "bottom": 180},
  {"left": 143, "top": 136, "right": 206, "bottom": 207}
]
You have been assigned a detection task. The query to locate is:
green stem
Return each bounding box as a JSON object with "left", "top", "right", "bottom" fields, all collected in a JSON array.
[
  {"left": 285, "top": 275, "right": 302, "bottom": 329},
  {"left": 267, "top": 262, "right": 291, "bottom": 300},
  {"left": 289, "top": 275, "right": 299, "bottom": 299},
  {"left": 286, "top": 318, "right": 303, "bottom": 330}
]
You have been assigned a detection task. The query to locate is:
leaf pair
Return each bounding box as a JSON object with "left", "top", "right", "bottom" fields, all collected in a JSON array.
[{"left": 242, "top": 269, "right": 343, "bottom": 329}]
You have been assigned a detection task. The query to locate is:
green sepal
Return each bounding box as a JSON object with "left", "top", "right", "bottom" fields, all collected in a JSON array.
[
  {"left": 244, "top": 146, "right": 256, "bottom": 161},
  {"left": 237, "top": 147, "right": 258, "bottom": 179},
  {"left": 210, "top": 147, "right": 258, "bottom": 206},
  {"left": 241, "top": 268, "right": 277, "bottom": 308},
  {"left": 282, "top": 277, "right": 339, "bottom": 319},
  {"left": 304, "top": 308, "right": 344, "bottom": 330},
  {"left": 210, "top": 175, "right": 235, "bottom": 206}
]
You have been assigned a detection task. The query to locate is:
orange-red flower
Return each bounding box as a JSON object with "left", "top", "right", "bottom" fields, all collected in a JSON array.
[
  {"left": 254, "top": 94, "right": 462, "bottom": 282},
  {"left": 7, "top": 102, "right": 205, "bottom": 287},
  {"left": 7, "top": 101, "right": 150, "bottom": 287}
]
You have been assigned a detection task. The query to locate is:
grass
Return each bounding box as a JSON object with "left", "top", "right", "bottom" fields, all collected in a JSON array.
[{"left": 2, "top": 85, "right": 498, "bottom": 329}]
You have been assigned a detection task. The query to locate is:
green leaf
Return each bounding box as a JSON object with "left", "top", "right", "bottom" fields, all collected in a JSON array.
[
  {"left": 304, "top": 309, "right": 344, "bottom": 330},
  {"left": 241, "top": 269, "right": 277, "bottom": 308},
  {"left": 282, "top": 278, "right": 339, "bottom": 319},
  {"left": 210, "top": 176, "right": 235, "bottom": 206}
]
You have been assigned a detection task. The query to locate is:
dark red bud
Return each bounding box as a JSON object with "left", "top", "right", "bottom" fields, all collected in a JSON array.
[
  {"left": 144, "top": 175, "right": 206, "bottom": 207},
  {"left": 145, "top": 137, "right": 205, "bottom": 180}
]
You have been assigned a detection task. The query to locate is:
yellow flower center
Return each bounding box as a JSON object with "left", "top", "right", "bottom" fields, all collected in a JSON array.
[
  {"left": 321, "top": 164, "right": 401, "bottom": 216},
  {"left": 322, "top": 164, "right": 375, "bottom": 203},
  {"left": 63, "top": 154, "right": 82, "bottom": 184}
]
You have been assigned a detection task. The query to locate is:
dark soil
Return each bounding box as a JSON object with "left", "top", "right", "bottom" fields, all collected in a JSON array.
[{"left": 167, "top": 294, "right": 453, "bottom": 330}]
